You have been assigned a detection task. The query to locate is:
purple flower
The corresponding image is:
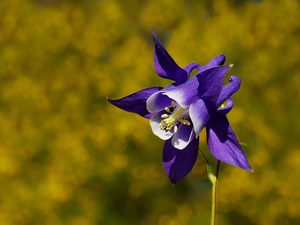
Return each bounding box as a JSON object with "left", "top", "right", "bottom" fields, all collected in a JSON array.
[{"left": 108, "top": 30, "right": 251, "bottom": 184}]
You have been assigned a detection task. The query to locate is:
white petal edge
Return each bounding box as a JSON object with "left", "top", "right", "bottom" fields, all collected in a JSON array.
[
  {"left": 149, "top": 112, "right": 174, "bottom": 140},
  {"left": 171, "top": 123, "right": 195, "bottom": 150}
]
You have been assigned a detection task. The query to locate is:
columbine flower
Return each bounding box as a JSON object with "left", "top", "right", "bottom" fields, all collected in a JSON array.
[{"left": 108, "top": 30, "right": 251, "bottom": 184}]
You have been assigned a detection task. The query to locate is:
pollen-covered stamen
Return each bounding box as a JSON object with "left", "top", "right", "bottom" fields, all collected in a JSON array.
[
  {"left": 174, "top": 125, "right": 178, "bottom": 133},
  {"left": 171, "top": 101, "right": 176, "bottom": 108},
  {"left": 161, "top": 114, "right": 169, "bottom": 119},
  {"left": 164, "top": 107, "right": 172, "bottom": 113},
  {"left": 159, "top": 101, "right": 190, "bottom": 132},
  {"left": 179, "top": 119, "right": 190, "bottom": 126}
]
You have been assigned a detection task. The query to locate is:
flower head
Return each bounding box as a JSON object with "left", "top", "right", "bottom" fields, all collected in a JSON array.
[{"left": 108, "top": 30, "right": 251, "bottom": 184}]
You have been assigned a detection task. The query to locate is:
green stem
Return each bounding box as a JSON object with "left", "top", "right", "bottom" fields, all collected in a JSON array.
[
  {"left": 198, "top": 149, "right": 221, "bottom": 225},
  {"left": 210, "top": 160, "right": 221, "bottom": 225}
]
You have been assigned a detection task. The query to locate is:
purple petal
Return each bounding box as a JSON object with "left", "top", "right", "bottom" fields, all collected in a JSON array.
[
  {"left": 146, "top": 90, "right": 173, "bottom": 113},
  {"left": 206, "top": 113, "right": 252, "bottom": 171},
  {"left": 202, "top": 54, "right": 226, "bottom": 71},
  {"left": 189, "top": 99, "right": 210, "bottom": 137},
  {"left": 218, "top": 97, "right": 234, "bottom": 115},
  {"left": 163, "top": 75, "right": 199, "bottom": 108},
  {"left": 171, "top": 120, "right": 195, "bottom": 150},
  {"left": 150, "top": 111, "right": 174, "bottom": 140},
  {"left": 153, "top": 30, "right": 188, "bottom": 84},
  {"left": 162, "top": 138, "right": 199, "bottom": 184},
  {"left": 216, "top": 76, "right": 241, "bottom": 108},
  {"left": 198, "top": 65, "right": 231, "bottom": 106},
  {"left": 184, "top": 62, "right": 202, "bottom": 75},
  {"left": 108, "top": 87, "right": 162, "bottom": 118}
]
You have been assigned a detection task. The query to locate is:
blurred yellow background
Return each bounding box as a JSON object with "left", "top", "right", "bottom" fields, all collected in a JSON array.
[{"left": 0, "top": 0, "right": 299, "bottom": 224}]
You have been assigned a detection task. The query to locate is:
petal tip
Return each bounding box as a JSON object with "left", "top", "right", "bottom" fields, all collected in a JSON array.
[
  {"left": 217, "top": 54, "right": 226, "bottom": 65},
  {"left": 152, "top": 27, "right": 156, "bottom": 38},
  {"left": 244, "top": 164, "right": 253, "bottom": 172},
  {"left": 248, "top": 165, "right": 254, "bottom": 172}
]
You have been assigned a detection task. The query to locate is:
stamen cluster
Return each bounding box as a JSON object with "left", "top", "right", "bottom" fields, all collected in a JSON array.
[{"left": 159, "top": 101, "right": 190, "bottom": 133}]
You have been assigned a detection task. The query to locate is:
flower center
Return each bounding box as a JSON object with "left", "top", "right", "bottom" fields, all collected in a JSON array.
[{"left": 159, "top": 101, "right": 190, "bottom": 133}]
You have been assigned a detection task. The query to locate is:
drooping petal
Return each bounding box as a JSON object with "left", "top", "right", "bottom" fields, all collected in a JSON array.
[
  {"left": 206, "top": 113, "right": 252, "bottom": 171},
  {"left": 198, "top": 65, "right": 232, "bottom": 106},
  {"left": 153, "top": 30, "right": 188, "bottom": 84},
  {"left": 171, "top": 120, "right": 195, "bottom": 150},
  {"left": 150, "top": 111, "right": 174, "bottom": 140},
  {"left": 216, "top": 76, "right": 241, "bottom": 108},
  {"left": 162, "top": 138, "right": 199, "bottom": 184},
  {"left": 202, "top": 54, "right": 226, "bottom": 71},
  {"left": 218, "top": 97, "right": 234, "bottom": 115},
  {"left": 108, "top": 86, "right": 162, "bottom": 118},
  {"left": 189, "top": 99, "right": 210, "bottom": 137}
]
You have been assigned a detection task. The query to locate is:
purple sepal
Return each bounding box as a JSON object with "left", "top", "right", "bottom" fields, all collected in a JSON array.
[
  {"left": 153, "top": 30, "right": 188, "bottom": 84},
  {"left": 162, "top": 138, "right": 199, "bottom": 184},
  {"left": 206, "top": 113, "right": 252, "bottom": 171},
  {"left": 108, "top": 86, "right": 162, "bottom": 119}
]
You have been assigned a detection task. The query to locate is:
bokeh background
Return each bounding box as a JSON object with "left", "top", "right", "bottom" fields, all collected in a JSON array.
[{"left": 0, "top": 0, "right": 299, "bottom": 224}]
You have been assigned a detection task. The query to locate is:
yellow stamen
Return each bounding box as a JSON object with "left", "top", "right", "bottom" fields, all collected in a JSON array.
[
  {"left": 174, "top": 125, "right": 178, "bottom": 133},
  {"left": 179, "top": 119, "right": 190, "bottom": 126},
  {"left": 161, "top": 114, "right": 169, "bottom": 119},
  {"left": 159, "top": 101, "right": 190, "bottom": 132},
  {"left": 171, "top": 101, "right": 176, "bottom": 108},
  {"left": 164, "top": 107, "right": 171, "bottom": 113}
]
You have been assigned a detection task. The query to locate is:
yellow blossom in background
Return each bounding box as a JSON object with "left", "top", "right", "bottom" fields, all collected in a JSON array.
[{"left": 0, "top": 0, "right": 300, "bottom": 224}]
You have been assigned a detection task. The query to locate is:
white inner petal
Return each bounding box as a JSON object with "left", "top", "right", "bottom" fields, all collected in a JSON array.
[
  {"left": 150, "top": 112, "right": 174, "bottom": 140},
  {"left": 171, "top": 123, "right": 194, "bottom": 150}
]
